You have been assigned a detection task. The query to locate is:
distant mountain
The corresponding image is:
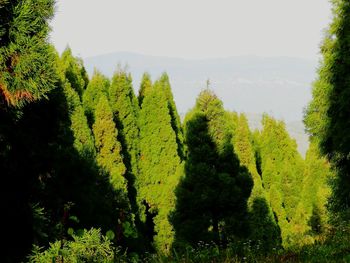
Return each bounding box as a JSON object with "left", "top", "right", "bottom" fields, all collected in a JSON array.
[{"left": 84, "top": 52, "right": 315, "bottom": 156}]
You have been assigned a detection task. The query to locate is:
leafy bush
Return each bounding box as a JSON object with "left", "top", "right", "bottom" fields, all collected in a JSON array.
[{"left": 28, "top": 228, "right": 126, "bottom": 263}]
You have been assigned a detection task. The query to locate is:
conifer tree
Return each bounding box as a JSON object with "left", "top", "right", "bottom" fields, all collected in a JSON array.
[
  {"left": 294, "top": 142, "right": 332, "bottom": 240},
  {"left": 154, "top": 73, "right": 185, "bottom": 159},
  {"left": 58, "top": 52, "right": 95, "bottom": 160},
  {"left": 1, "top": 1, "right": 57, "bottom": 260},
  {"left": 0, "top": 0, "right": 57, "bottom": 107},
  {"left": 232, "top": 114, "right": 265, "bottom": 200},
  {"left": 92, "top": 94, "right": 139, "bottom": 242},
  {"left": 109, "top": 69, "right": 140, "bottom": 190},
  {"left": 231, "top": 113, "right": 280, "bottom": 250},
  {"left": 62, "top": 82, "right": 96, "bottom": 159},
  {"left": 60, "top": 47, "right": 89, "bottom": 98},
  {"left": 138, "top": 82, "right": 182, "bottom": 253},
  {"left": 138, "top": 72, "right": 152, "bottom": 106},
  {"left": 93, "top": 94, "right": 127, "bottom": 192},
  {"left": 171, "top": 90, "right": 252, "bottom": 248},
  {"left": 82, "top": 70, "right": 110, "bottom": 126},
  {"left": 304, "top": 0, "right": 350, "bottom": 214},
  {"left": 108, "top": 69, "right": 142, "bottom": 242},
  {"left": 259, "top": 115, "right": 305, "bottom": 247}
]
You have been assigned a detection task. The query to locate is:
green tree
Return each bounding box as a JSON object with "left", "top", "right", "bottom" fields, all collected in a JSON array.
[
  {"left": 0, "top": 0, "right": 57, "bottom": 107},
  {"left": 231, "top": 113, "right": 280, "bottom": 251},
  {"left": 171, "top": 90, "right": 252, "bottom": 248},
  {"left": 232, "top": 114, "right": 265, "bottom": 201},
  {"left": 59, "top": 52, "right": 95, "bottom": 160},
  {"left": 294, "top": 142, "right": 332, "bottom": 241},
  {"left": 109, "top": 69, "right": 140, "bottom": 191},
  {"left": 0, "top": 1, "right": 58, "bottom": 260},
  {"left": 93, "top": 95, "right": 127, "bottom": 193},
  {"left": 138, "top": 72, "right": 152, "bottom": 106},
  {"left": 304, "top": 0, "right": 350, "bottom": 215},
  {"left": 92, "top": 94, "right": 138, "bottom": 243},
  {"left": 259, "top": 115, "right": 305, "bottom": 247},
  {"left": 60, "top": 47, "right": 89, "bottom": 98},
  {"left": 138, "top": 82, "right": 182, "bottom": 253},
  {"left": 154, "top": 73, "right": 185, "bottom": 159},
  {"left": 82, "top": 70, "right": 110, "bottom": 126}
]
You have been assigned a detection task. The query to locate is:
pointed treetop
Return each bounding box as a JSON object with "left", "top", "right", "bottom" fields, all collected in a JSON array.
[{"left": 138, "top": 72, "right": 152, "bottom": 106}]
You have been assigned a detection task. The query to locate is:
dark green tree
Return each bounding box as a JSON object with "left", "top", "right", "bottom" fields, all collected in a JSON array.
[
  {"left": 59, "top": 52, "right": 95, "bottom": 160},
  {"left": 0, "top": 1, "right": 57, "bottom": 260},
  {"left": 60, "top": 47, "right": 89, "bottom": 98},
  {"left": 0, "top": 0, "right": 57, "bottom": 107},
  {"left": 231, "top": 113, "right": 280, "bottom": 251},
  {"left": 248, "top": 198, "right": 282, "bottom": 252},
  {"left": 171, "top": 90, "right": 252, "bottom": 248},
  {"left": 304, "top": 0, "right": 350, "bottom": 215}
]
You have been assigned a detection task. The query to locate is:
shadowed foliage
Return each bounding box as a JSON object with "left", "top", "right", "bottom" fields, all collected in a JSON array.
[
  {"left": 171, "top": 91, "right": 253, "bottom": 249},
  {"left": 304, "top": 0, "right": 350, "bottom": 218}
]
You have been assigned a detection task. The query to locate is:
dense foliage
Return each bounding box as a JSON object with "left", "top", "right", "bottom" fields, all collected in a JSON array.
[
  {"left": 171, "top": 91, "right": 253, "bottom": 249},
  {"left": 138, "top": 76, "right": 182, "bottom": 253},
  {"left": 304, "top": 0, "right": 350, "bottom": 217},
  {"left": 2, "top": 0, "right": 349, "bottom": 262},
  {"left": 0, "top": 0, "right": 57, "bottom": 107}
]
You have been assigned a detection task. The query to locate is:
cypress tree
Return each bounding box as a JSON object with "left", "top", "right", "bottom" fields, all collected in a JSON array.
[
  {"left": 304, "top": 0, "right": 350, "bottom": 214},
  {"left": 154, "top": 73, "right": 184, "bottom": 160},
  {"left": 92, "top": 94, "right": 139, "bottom": 243},
  {"left": 294, "top": 142, "right": 332, "bottom": 240},
  {"left": 82, "top": 70, "right": 110, "bottom": 126},
  {"left": 60, "top": 47, "right": 89, "bottom": 98},
  {"left": 62, "top": 81, "right": 95, "bottom": 159},
  {"left": 138, "top": 82, "right": 182, "bottom": 253},
  {"left": 82, "top": 69, "right": 139, "bottom": 246},
  {"left": 109, "top": 69, "right": 140, "bottom": 193},
  {"left": 59, "top": 52, "right": 95, "bottom": 160},
  {"left": 108, "top": 69, "right": 142, "bottom": 245},
  {"left": 93, "top": 94, "right": 127, "bottom": 193},
  {"left": 259, "top": 115, "right": 305, "bottom": 247},
  {"left": 231, "top": 113, "right": 280, "bottom": 251},
  {"left": 0, "top": 0, "right": 57, "bottom": 107},
  {"left": 138, "top": 72, "right": 152, "bottom": 106},
  {"left": 0, "top": 1, "right": 57, "bottom": 260},
  {"left": 171, "top": 90, "right": 252, "bottom": 248},
  {"left": 232, "top": 113, "right": 265, "bottom": 199}
]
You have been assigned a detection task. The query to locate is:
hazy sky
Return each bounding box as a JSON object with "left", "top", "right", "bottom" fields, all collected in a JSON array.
[{"left": 50, "top": 0, "right": 332, "bottom": 59}]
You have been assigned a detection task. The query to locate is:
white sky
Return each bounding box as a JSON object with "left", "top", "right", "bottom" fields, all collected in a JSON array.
[{"left": 50, "top": 0, "right": 332, "bottom": 60}]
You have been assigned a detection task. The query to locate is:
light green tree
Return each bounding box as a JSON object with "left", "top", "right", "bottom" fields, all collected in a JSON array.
[
  {"left": 259, "top": 115, "right": 305, "bottom": 247},
  {"left": 138, "top": 81, "right": 182, "bottom": 253},
  {"left": 154, "top": 73, "right": 185, "bottom": 159},
  {"left": 93, "top": 95, "right": 127, "bottom": 192},
  {"left": 82, "top": 70, "right": 110, "bottom": 126},
  {"left": 231, "top": 113, "right": 280, "bottom": 250},
  {"left": 138, "top": 72, "right": 152, "bottom": 106}
]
